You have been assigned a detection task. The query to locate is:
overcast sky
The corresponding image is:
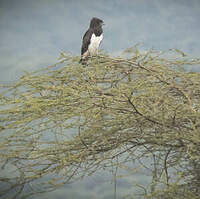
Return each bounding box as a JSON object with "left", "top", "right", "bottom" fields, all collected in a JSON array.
[
  {"left": 0, "top": 0, "right": 200, "bottom": 198},
  {"left": 0, "top": 0, "right": 200, "bottom": 83}
]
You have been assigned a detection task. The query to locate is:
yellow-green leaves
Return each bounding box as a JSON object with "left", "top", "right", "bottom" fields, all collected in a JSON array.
[{"left": 0, "top": 49, "right": 200, "bottom": 198}]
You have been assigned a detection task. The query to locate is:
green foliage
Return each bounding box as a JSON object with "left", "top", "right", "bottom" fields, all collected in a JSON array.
[{"left": 0, "top": 48, "right": 200, "bottom": 198}]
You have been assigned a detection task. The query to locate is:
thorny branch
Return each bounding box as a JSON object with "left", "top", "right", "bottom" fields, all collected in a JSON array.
[{"left": 0, "top": 49, "right": 200, "bottom": 198}]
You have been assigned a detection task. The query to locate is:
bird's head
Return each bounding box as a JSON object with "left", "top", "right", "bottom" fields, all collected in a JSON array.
[{"left": 90, "top": 17, "right": 104, "bottom": 28}]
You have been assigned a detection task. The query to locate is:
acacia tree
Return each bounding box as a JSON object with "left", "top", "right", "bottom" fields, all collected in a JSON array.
[{"left": 0, "top": 48, "right": 200, "bottom": 199}]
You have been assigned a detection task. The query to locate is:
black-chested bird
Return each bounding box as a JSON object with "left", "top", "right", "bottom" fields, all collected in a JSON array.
[{"left": 80, "top": 17, "right": 104, "bottom": 64}]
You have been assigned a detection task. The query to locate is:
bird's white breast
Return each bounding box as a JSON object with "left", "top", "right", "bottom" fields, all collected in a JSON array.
[{"left": 88, "top": 33, "right": 103, "bottom": 55}]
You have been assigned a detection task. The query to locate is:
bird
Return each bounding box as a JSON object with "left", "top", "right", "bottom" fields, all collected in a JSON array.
[{"left": 80, "top": 17, "right": 104, "bottom": 64}]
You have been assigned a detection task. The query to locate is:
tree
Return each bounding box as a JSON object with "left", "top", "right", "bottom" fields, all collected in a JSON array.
[{"left": 0, "top": 48, "right": 200, "bottom": 199}]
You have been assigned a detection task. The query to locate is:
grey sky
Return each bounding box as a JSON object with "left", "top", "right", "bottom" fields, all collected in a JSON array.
[
  {"left": 0, "top": 0, "right": 200, "bottom": 83},
  {"left": 0, "top": 0, "right": 200, "bottom": 198}
]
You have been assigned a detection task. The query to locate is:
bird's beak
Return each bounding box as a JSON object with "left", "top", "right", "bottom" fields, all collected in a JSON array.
[{"left": 102, "top": 22, "right": 105, "bottom": 26}]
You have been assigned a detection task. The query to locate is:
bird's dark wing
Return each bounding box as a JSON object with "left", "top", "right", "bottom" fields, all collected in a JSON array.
[{"left": 81, "top": 28, "right": 93, "bottom": 55}]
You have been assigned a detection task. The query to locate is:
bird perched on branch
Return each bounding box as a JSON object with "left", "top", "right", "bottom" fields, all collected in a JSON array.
[{"left": 80, "top": 17, "right": 104, "bottom": 64}]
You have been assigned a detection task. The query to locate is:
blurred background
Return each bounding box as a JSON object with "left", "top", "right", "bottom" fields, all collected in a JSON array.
[
  {"left": 1, "top": 0, "right": 200, "bottom": 83},
  {"left": 0, "top": 0, "right": 200, "bottom": 198}
]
